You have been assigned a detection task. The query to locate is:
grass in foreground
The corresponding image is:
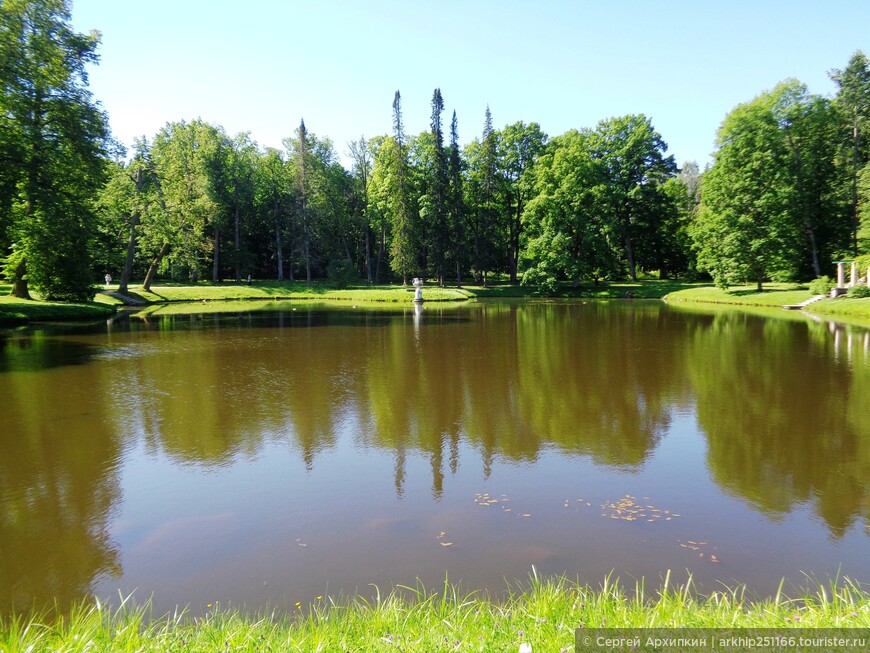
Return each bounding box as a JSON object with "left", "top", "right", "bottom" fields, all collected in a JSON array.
[{"left": 2, "top": 575, "right": 868, "bottom": 652}]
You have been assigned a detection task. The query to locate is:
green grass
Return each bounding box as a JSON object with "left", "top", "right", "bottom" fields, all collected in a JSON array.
[
  {"left": 112, "top": 280, "right": 470, "bottom": 304},
  {"left": 665, "top": 283, "right": 870, "bottom": 324},
  {"left": 665, "top": 283, "right": 814, "bottom": 307},
  {"left": 2, "top": 574, "right": 868, "bottom": 652},
  {"left": 0, "top": 295, "right": 115, "bottom": 326},
  {"left": 106, "top": 278, "right": 700, "bottom": 305}
]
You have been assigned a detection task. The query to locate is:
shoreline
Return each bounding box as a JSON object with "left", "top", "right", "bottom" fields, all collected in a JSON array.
[
  {"left": 2, "top": 575, "right": 868, "bottom": 651},
  {"left": 2, "top": 280, "right": 869, "bottom": 328}
]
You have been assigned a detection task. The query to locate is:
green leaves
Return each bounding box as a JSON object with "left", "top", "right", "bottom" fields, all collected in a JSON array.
[{"left": 0, "top": 0, "right": 110, "bottom": 301}]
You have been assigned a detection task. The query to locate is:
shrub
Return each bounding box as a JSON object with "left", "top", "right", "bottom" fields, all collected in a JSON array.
[
  {"left": 327, "top": 258, "right": 358, "bottom": 289},
  {"left": 808, "top": 276, "right": 835, "bottom": 296},
  {"left": 847, "top": 284, "right": 870, "bottom": 298}
]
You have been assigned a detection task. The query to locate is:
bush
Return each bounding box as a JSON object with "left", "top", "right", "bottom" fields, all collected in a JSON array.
[
  {"left": 520, "top": 266, "right": 557, "bottom": 295},
  {"left": 327, "top": 258, "right": 358, "bottom": 289},
  {"left": 847, "top": 284, "right": 870, "bottom": 298},
  {"left": 809, "top": 276, "right": 835, "bottom": 295}
]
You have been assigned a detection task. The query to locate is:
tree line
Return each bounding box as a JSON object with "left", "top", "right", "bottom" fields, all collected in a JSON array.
[{"left": 2, "top": 1, "right": 869, "bottom": 301}]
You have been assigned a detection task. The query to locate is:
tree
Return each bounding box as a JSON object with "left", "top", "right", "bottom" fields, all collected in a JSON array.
[
  {"left": 95, "top": 140, "right": 160, "bottom": 292},
  {"left": 591, "top": 115, "right": 676, "bottom": 280},
  {"left": 253, "top": 148, "right": 292, "bottom": 280},
  {"left": 348, "top": 136, "right": 374, "bottom": 283},
  {"left": 774, "top": 82, "right": 849, "bottom": 277},
  {"left": 465, "top": 105, "right": 501, "bottom": 285},
  {"left": 693, "top": 87, "right": 796, "bottom": 290},
  {"left": 385, "top": 91, "right": 417, "bottom": 284},
  {"left": 695, "top": 81, "right": 848, "bottom": 288},
  {"left": 289, "top": 119, "right": 314, "bottom": 283},
  {"left": 424, "top": 88, "right": 450, "bottom": 285},
  {"left": 521, "top": 129, "right": 609, "bottom": 292},
  {"left": 212, "top": 132, "right": 257, "bottom": 282},
  {"left": 144, "top": 120, "right": 222, "bottom": 290},
  {"left": 447, "top": 111, "right": 467, "bottom": 286},
  {"left": 498, "top": 121, "right": 546, "bottom": 283},
  {"left": 0, "top": 0, "right": 110, "bottom": 301},
  {"left": 831, "top": 51, "right": 870, "bottom": 256}
]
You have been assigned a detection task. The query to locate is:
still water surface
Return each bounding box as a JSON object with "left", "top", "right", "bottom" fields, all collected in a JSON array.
[{"left": 1, "top": 301, "right": 868, "bottom": 615}]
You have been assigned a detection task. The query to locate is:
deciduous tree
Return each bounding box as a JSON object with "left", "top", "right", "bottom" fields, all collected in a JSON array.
[{"left": 0, "top": 0, "right": 110, "bottom": 300}]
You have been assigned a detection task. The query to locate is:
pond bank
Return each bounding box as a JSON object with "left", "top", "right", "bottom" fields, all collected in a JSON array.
[
  {"left": 3, "top": 279, "right": 697, "bottom": 325},
  {"left": 665, "top": 285, "right": 870, "bottom": 325},
  {"left": 2, "top": 575, "right": 868, "bottom": 652},
  {"left": 4, "top": 280, "right": 870, "bottom": 327}
]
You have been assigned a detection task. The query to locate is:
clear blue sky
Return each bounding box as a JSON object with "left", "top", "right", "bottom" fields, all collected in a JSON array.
[{"left": 71, "top": 0, "right": 870, "bottom": 168}]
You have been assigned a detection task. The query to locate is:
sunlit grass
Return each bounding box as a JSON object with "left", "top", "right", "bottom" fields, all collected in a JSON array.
[
  {"left": 665, "top": 283, "right": 813, "bottom": 307},
  {"left": 119, "top": 281, "right": 469, "bottom": 304},
  {"left": 2, "top": 575, "right": 868, "bottom": 652},
  {"left": 666, "top": 283, "right": 870, "bottom": 322},
  {"left": 0, "top": 295, "right": 115, "bottom": 325}
]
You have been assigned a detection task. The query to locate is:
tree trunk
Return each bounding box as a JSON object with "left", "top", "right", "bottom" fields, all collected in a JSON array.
[
  {"left": 143, "top": 242, "right": 170, "bottom": 292},
  {"left": 624, "top": 234, "right": 637, "bottom": 281},
  {"left": 304, "top": 237, "right": 311, "bottom": 284},
  {"left": 119, "top": 168, "right": 143, "bottom": 294},
  {"left": 365, "top": 224, "right": 372, "bottom": 284},
  {"left": 274, "top": 200, "right": 284, "bottom": 281},
  {"left": 788, "top": 133, "right": 822, "bottom": 278},
  {"left": 118, "top": 216, "right": 139, "bottom": 293},
  {"left": 9, "top": 257, "right": 31, "bottom": 299},
  {"left": 234, "top": 202, "right": 241, "bottom": 283},
  {"left": 509, "top": 192, "right": 522, "bottom": 284},
  {"left": 375, "top": 222, "right": 385, "bottom": 284},
  {"left": 212, "top": 227, "right": 220, "bottom": 282},
  {"left": 852, "top": 115, "right": 860, "bottom": 257}
]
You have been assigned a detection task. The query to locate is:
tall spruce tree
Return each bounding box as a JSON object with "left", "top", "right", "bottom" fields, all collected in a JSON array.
[
  {"left": 426, "top": 88, "right": 450, "bottom": 285},
  {"left": 387, "top": 91, "right": 417, "bottom": 284},
  {"left": 448, "top": 111, "right": 466, "bottom": 286}
]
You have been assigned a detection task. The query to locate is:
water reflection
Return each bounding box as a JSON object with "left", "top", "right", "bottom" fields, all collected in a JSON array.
[
  {"left": 0, "top": 337, "right": 122, "bottom": 614},
  {"left": 1, "top": 302, "right": 868, "bottom": 614},
  {"left": 685, "top": 312, "right": 870, "bottom": 536}
]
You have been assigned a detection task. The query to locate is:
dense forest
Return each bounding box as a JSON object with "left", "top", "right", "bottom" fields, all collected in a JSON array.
[{"left": 2, "top": 1, "right": 869, "bottom": 301}]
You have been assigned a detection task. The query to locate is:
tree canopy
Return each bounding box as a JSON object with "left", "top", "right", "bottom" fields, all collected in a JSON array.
[{"left": 1, "top": 12, "right": 868, "bottom": 297}]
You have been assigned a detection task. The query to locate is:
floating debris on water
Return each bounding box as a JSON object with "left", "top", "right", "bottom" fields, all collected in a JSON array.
[
  {"left": 437, "top": 531, "right": 453, "bottom": 546},
  {"left": 678, "top": 539, "right": 719, "bottom": 562},
  {"left": 600, "top": 495, "right": 680, "bottom": 523},
  {"left": 474, "top": 492, "right": 509, "bottom": 507}
]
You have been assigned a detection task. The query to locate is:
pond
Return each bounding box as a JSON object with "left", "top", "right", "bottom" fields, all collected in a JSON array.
[{"left": 1, "top": 300, "right": 868, "bottom": 616}]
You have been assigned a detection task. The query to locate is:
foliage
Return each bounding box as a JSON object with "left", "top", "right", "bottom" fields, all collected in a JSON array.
[
  {"left": 694, "top": 83, "right": 798, "bottom": 290},
  {"left": 0, "top": 0, "right": 110, "bottom": 301},
  {"left": 847, "top": 284, "right": 870, "bottom": 297},
  {"left": 326, "top": 258, "right": 357, "bottom": 289},
  {"left": 520, "top": 116, "right": 677, "bottom": 292},
  {"left": 809, "top": 276, "right": 835, "bottom": 295}
]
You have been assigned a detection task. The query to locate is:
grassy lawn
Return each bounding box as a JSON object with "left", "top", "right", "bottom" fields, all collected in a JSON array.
[
  {"left": 2, "top": 576, "right": 867, "bottom": 652},
  {"left": 0, "top": 294, "right": 115, "bottom": 325},
  {"left": 664, "top": 283, "right": 813, "bottom": 307},
  {"left": 105, "top": 278, "right": 702, "bottom": 304},
  {"left": 665, "top": 283, "right": 870, "bottom": 324},
  {"left": 111, "top": 280, "right": 471, "bottom": 304}
]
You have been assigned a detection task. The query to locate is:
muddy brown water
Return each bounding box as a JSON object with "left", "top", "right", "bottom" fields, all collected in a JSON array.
[{"left": 1, "top": 300, "right": 868, "bottom": 616}]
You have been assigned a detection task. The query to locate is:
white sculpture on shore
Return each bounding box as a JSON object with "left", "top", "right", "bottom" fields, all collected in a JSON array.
[{"left": 412, "top": 277, "right": 424, "bottom": 303}]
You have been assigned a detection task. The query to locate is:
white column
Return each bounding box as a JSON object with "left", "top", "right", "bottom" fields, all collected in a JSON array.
[
  {"left": 837, "top": 262, "right": 846, "bottom": 287},
  {"left": 850, "top": 262, "right": 858, "bottom": 287}
]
